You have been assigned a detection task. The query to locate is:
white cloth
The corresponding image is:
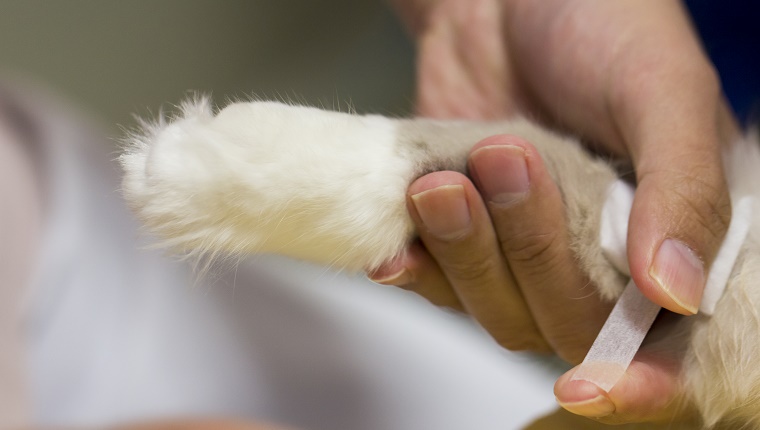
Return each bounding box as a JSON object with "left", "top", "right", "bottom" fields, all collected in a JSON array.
[
  {"left": 600, "top": 179, "right": 754, "bottom": 315},
  {"left": 22, "top": 109, "right": 563, "bottom": 429}
]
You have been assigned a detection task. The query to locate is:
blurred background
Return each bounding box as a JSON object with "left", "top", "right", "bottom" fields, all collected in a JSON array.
[{"left": 0, "top": 0, "right": 416, "bottom": 132}]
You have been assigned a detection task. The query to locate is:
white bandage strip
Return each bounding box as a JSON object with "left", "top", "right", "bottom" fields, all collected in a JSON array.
[
  {"left": 572, "top": 180, "right": 755, "bottom": 392},
  {"left": 702, "top": 195, "right": 755, "bottom": 315},
  {"left": 570, "top": 280, "right": 660, "bottom": 392}
]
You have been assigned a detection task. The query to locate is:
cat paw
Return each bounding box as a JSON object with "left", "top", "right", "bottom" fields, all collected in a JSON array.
[{"left": 121, "top": 98, "right": 416, "bottom": 270}]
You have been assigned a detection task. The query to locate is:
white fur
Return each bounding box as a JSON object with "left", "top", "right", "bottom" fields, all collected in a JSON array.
[
  {"left": 121, "top": 99, "right": 760, "bottom": 428},
  {"left": 123, "top": 98, "right": 415, "bottom": 271},
  {"left": 684, "top": 134, "right": 760, "bottom": 428}
]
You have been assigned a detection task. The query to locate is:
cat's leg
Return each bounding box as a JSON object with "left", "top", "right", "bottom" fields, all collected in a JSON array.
[
  {"left": 122, "top": 99, "right": 426, "bottom": 271},
  {"left": 121, "top": 98, "right": 626, "bottom": 295},
  {"left": 681, "top": 135, "right": 760, "bottom": 428},
  {"left": 685, "top": 247, "right": 760, "bottom": 428}
]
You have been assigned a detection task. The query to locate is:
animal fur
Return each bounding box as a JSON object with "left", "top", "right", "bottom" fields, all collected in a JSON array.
[{"left": 120, "top": 98, "right": 760, "bottom": 428}]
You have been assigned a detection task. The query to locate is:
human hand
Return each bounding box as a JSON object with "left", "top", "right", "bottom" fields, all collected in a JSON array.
[
  {"left": 370, "top": 134, "right": 613, "bottom": 363},
  {"left": 383, "top": 0, "right": 738, "bottom": 424},
  {"left": 370, "top": 134, "right": 694, "bottom": 424},
  {"left": 393, "top": 0, "right": 737, "bottom": 314}
]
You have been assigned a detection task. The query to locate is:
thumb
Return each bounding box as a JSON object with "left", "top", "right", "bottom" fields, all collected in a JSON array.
[
  {"left": 624, "top": 100, "right": 735, "bottom": 315},
  {"left": 628, "top": 162, "right": 731, "bottom": 315},
  {"left": 611, "top": 53, "right": 735, "bottom": 315},
  {"left": 592, "top": 4, "right": 739, "bottom": 315}
]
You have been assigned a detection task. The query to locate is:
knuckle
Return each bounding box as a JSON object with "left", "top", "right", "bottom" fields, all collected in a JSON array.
[
  {"left": 666, "top": 166, "right": 732, "bottom": 244},
  {"left": 443, "top": 255, "right": 500, "bottom": 283},
  {"left": 500, "top": 230, "right": 561, "bottom": 266}
]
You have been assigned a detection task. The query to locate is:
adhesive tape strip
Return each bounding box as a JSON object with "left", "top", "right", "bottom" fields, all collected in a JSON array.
[{"left": 570, "top": 280, "right": 660, "bottom": 392}]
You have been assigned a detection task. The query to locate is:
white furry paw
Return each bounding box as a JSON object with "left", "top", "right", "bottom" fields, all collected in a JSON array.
[{"left": 121, "top": 98, "right": 417, "bottom": 271}]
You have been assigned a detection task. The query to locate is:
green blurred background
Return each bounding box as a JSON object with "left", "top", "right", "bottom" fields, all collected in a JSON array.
[{"left": 0, "top": 0, "right": 416, "bottom": 132}]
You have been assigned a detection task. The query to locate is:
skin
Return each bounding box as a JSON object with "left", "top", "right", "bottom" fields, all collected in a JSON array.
[{"left": 378, "top": 0, "right": 739, "bottom": 424}]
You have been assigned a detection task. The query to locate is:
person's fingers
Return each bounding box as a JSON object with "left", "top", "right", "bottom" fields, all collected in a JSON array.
[
  {"left": 369, "top": 241, "right": 464, "bottom": 311},
  {"left": 416, "top": 13, "right": 488, "bottom": 119},
  {"left": 414, "top": 0, "right": 521, "bottom": 119},
  {"left": 407, "top": 170, "right": 550, "bottom": 352},
  {"left": 467, "top": 135, "right": 612, "bottom": 363}
]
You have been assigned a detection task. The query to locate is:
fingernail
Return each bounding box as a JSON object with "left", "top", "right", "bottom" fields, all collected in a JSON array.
[
  {"left": 470, "top": 145, "right": 529, "bottom": 205},
  {"left": 649, "top": 239, "right": 705, "bottom": 314},
  {"left": 558, "top": 395, "right": 616, "bottom": 418},
  {"left": 368, "top": 262, "right": 413, "bottom": 286},
  {"left": 411, "top": 184, "right": 471, "bottom": 240}
]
